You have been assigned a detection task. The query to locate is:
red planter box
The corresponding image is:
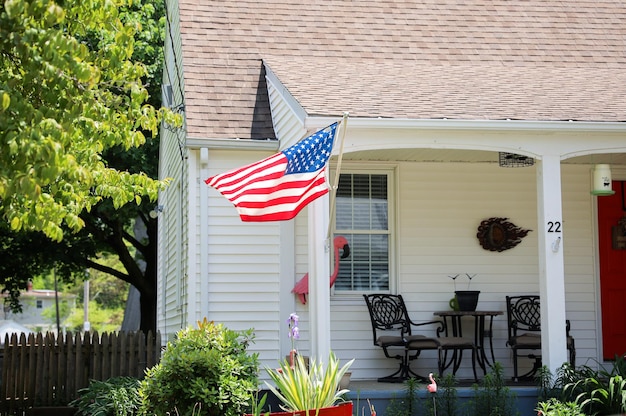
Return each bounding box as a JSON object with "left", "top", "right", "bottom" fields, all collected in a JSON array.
[{"left": 246, "top": 401, "right": 353, "bottom": 416}]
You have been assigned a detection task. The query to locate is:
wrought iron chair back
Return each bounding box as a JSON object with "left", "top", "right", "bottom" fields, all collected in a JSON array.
[
  {"left": 365, "top": 293, "right": 413, "bottom": 340},
  {"left": 507, "top": 295, "right": 541, "bottom": 334},
  {"left": 364, "top": 293, "right": 477, "bottom": 382},
  {"left": 505, "top": 295, "right": 575, "bottom": 381}
]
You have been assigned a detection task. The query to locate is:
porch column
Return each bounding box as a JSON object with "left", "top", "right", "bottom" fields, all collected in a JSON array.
[
  {"left": 536, "top": 155, "right": 569, "bottom": 374},
  {"left": 308, "top": 194, "right": 331, "bottom": 362}
]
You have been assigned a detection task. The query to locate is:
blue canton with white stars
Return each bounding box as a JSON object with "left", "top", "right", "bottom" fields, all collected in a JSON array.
[{"left": 283, "top": 123, "right": 337, "bottom": 174}]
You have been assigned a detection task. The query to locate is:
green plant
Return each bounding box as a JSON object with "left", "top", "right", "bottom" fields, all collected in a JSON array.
[
  {"left": 383, "top": 391, "right": 410, "bottom": 416},
  {"left": 536, "top": 398, "right": 585, "bottom": 416},
  {"left": 433, "top": 373, "right": 458, "bottom": 416},
  {"left": 139, "top": 318, "right": 259, "bottom": 416},
  {"left": 568, "top": 374, "right": 626, "bottom": 415},
  {"left": 264, "top": 351, "right": 353, "bottom": 412},
  {"left": 384, "top": 377, "right": 424, "bottom": 416},
  {"left": 468, "top": 362, "right": 519, "bottom": 416},
  {"left": 70, "top": 376, "right": 141, "bottom": 416},
  {"left": 538, "top": 362, "right": 599, "bottom": 404},
  {"left": 249, "top": 391, "right": 269, "bottom": 416}
]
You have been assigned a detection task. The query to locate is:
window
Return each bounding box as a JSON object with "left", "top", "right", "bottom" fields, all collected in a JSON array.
[
  {"left": 36, "top": 300, "right": 43, "bottom": 309},
  {"left": 334, "top": 172, "right": 391, "bottom": 292}
]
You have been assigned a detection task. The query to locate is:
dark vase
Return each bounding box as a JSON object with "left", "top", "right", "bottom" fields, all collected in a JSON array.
[{"left": 455, "top": 290, "right": 480, "bottom": 311}]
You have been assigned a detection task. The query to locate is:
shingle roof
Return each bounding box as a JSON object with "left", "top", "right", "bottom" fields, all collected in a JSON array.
[{"left": 178, "top": 0, "right": 626, "bottom": 140}]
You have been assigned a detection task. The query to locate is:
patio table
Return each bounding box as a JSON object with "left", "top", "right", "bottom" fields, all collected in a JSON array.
[{"left": 433, "top": 310, "right": 503, "bottom": 375}]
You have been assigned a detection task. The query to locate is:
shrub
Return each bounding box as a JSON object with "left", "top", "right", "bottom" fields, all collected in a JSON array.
[
  {"left": 468, "top": 362, "right": 519, "bottom": 416},
  {"left": 538, "top": 358, "right": 626, "bottom": 416},
  {"left": 536, "top": 398, "right": 585, "bottom": 416},
  {"left": 264, "top": 352, "right": 353, "bottom": 412},
  {"left": 567, "top": 374, "right": 626, "bottom": 415},
  {"left": 139, "top": 318, "right": 259, "bottom": 416},
  {"left": 434, "top": 373, "right": 459, "bottom": 416},
  {"left": 70, "top": 376, "right": 141, "bottom": 416}
]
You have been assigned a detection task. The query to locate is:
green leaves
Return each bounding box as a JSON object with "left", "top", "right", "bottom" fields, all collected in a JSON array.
[
  {"left": 1, "top": 92, "right": 9, "bottom": 110},
  {"left": 140, "top": 321, "right": 260, "bottom": 416},
  {"left": 264, "top": 352, "right": 354, "bottom": 412},
  {"left": 0, "top": 0, "right": 175, "bottom": 241}
]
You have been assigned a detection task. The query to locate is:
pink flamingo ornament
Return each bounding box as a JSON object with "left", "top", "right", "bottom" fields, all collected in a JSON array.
[
  {"left": 291, "top": 235, "right": 350, "bottom": 304},
  {"left": 427, "top": 373, "right": 438, "bottom": 416},
  {"left": 427, "top": 373, "right": 437, "bottom": 393}
]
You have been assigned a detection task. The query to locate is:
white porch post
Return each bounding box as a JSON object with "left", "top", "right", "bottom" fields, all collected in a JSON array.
[
  {"left": 536, "top": 154, "right": 569, "bottom": 374},
  {"left": 308, "top": 194, "right": 331, "bottom": 362}
]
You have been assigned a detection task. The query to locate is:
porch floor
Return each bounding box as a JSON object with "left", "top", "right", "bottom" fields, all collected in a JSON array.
[
  {"left": 346, "top": 379, "right": 539, "bottom": 416},
  {"left": 348, "top": 377, "right": 536, "bottom": 391}
]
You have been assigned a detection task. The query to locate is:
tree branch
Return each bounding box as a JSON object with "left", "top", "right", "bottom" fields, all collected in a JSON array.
[{"left": 85, "top": 258, "right": 132, "bottom": 285}]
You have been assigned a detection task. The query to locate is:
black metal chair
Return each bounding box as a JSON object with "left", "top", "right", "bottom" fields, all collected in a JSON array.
[
  {"left": 506, "top": 295, "right": 576, "bottom": 381},
  {"left": 363, "top": 293, "right": 477, "bottom": 382}
]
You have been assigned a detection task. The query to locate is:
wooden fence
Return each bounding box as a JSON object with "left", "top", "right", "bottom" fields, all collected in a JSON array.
[{"left": 0, "top": 331, "right": 161, "bottom": 415}]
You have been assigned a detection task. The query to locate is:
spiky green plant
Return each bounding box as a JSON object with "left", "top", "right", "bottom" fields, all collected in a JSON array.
[{"left": 264, "top": 352, "right": 353, "bottom": 412}]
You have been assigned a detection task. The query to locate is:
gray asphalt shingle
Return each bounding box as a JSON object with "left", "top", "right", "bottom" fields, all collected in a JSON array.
[{"left": 178, "top": 1, "right": 626, "bottom": 139}]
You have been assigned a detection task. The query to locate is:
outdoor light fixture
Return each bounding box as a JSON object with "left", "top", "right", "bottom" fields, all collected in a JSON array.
[
  {"left": 591, "top": 164, "right": 615, "bottom": 196},
  {"left": 499, "top": 152, "right": 535, "bottom": 168},
  {"left": 149, "top": 205, "right": 164, "bottom": 218}
]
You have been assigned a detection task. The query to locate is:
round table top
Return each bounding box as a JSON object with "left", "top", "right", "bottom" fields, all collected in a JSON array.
[{"left": 433, "top": 310, "right": 503, "bottom": 316}]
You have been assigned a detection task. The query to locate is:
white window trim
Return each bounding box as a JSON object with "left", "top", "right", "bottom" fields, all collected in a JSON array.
[{"left": 330, "top": 163, "right": 398, "bottom": 303}]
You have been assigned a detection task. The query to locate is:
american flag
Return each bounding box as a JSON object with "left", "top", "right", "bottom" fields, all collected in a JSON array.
[{"left": 205, "top": 122, "right": 339, "bottom": 222}]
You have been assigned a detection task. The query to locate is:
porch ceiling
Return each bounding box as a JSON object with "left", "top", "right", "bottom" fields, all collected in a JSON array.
[{"left": 340, "top": 148, "right": 626, "bottom": 166}]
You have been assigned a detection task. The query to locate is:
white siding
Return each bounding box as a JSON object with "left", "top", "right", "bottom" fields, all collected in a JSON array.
[
  {"left": 171, "top": 149, "right": 600, "bottom": 380},
  {"left": 157, "top": 0, "right": 190, "bottom": 342},
  {"left": 287, "top": 161, "right": 598, "bottom": 381},
  {"left": 203, "top": 149, "right": 286, "bottom": 367}
]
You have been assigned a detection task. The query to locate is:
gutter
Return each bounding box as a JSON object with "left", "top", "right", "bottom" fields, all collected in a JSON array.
[
  {"left": 304, "top": 117, "right": 626, "bottom": 133},
  {"left": 185, "top": 117, "right": 626, "bottom": 151}
]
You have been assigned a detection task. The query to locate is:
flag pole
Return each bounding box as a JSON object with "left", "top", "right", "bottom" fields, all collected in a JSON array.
[
  {"left": 327, "top": 112, "right": 349, "bottom": 242},
  {"left": 309, "top": 113, "right": 348, "bottom": 362}
]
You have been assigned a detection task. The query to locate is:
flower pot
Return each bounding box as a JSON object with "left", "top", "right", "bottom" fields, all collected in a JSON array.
[
  {"left": 455, "top": 290, "right": 480, "bottom": 311},
  {"left": 339, "top": 372, "right": 351, "bottom": 390},
  {"left": 246, "top": 401, "right": 353, "bottom": 416}
]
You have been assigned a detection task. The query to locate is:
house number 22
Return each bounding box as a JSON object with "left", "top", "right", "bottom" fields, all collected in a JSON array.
[{"left": 547, "top": 221, "right": 562, "bottom": 232}]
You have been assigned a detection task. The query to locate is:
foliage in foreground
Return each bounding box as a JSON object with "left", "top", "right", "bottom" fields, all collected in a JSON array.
[
  {"left": 537, "top": 355, "right": 626, "bottom": 416},
  {"left": 265, "top": 352, "right": 353, "bottom": 412},
  {"left": 1, "top": 0, "right": 183, "bottom": 333},
  {"left": 469, "top": 362, "right": 519, "bottom": 416},
  {"left": 536, "top": 398, "right": 586, "bottom": 416},
  {"left": 70, "top": 377, "right": 141, "bottom": 416},
  {"left": 0, "top": 0, "right": 178, "bottom": 241},
  {"left": 139, "top": 319, "right": 259, "bottom": 416}
]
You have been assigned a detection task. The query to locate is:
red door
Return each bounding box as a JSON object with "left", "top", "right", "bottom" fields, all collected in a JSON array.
[{"left": 598, "top": 181, "right": 626, "bottom": 360}]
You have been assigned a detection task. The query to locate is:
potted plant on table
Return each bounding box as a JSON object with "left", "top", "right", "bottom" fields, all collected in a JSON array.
[{"left": 449, "top": 273, "right": 480, "bottom": 311}]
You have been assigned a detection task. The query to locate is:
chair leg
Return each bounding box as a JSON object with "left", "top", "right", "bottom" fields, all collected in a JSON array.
[
  {"left": 512, "top": 349, "right": 519, "bottom": 382},
  {"left": 512, "top": 350, "right": 542, "bottom": 382},
  {"left": 378, "top": 349, "right": 427, "bottom": 383},
  {"left": 377, "top": 350, "right": 409, "bottom": 383},
  {"left": 569, "top": 343, "right": 576, "bottom": 367}
]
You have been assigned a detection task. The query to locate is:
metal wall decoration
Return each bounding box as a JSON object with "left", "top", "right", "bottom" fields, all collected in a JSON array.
[{"left": 477, "top": 217, "right": 531, "bottom": 252}]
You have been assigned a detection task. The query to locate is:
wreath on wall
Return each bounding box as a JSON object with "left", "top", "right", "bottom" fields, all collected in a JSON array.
[{"left": 477, "top": 217, "right": 531, "bottom": 252}]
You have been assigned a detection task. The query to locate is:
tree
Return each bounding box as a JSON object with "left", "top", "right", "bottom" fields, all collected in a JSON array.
[
  {"left": 0, "top": 0, "right": 176, "bottom": 239},
  {"left": 0, "top": 0, "right": 180, "bottom": 332}
]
